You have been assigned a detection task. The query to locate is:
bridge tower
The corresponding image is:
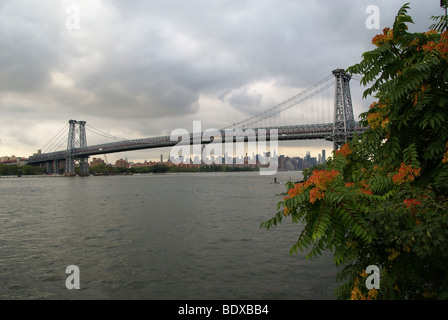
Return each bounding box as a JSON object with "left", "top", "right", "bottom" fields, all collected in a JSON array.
[
  {"left": 332, "top": 68, "right": 356, "bottom": 150},
  {"left": 65, "top": 120, "right": 90, "bottom": 176}
]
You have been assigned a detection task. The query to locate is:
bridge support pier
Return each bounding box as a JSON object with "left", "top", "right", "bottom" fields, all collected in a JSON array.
[
  {"left": 64, "top": 120, "right": 90, "bottom": 176},
  {"left": 64, "top": 156, "right": 90, "bottom": 176},
  {"left": 79, "top": 157, "right": 90, "bottom": 176},
  {"left": 332, "top": 68, "right": 356, "bottom": 150},
  {"left": 54, "top": 159, "right": 59, "bottom": 175}
]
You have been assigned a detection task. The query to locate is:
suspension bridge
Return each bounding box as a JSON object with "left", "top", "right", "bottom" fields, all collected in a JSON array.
[{"left": 26, "top": 68, "right": 367, "bottom": 176}]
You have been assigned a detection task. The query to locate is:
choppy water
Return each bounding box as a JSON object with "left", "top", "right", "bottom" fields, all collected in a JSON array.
[{"left": 0, "top": 171, "right": 338, "bottom": 300}]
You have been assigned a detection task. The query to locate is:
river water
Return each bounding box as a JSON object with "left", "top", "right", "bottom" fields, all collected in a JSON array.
[{"left": 0, "top": 171, "right": 338, "bottom": 300}]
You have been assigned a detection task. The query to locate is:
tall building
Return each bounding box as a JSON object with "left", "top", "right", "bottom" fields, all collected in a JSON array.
[{"left": 278, "top": 155, "right": 286, "bottom": 171}]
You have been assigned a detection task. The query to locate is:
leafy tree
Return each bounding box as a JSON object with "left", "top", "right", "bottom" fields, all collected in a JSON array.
[
  {"left": 0, "top": 164, "right": 43, "bottom": 175},
  {"left": 262, "top": 3, "right": 448, "bottom": 299},
  {"left": 89, "top": 163, "right": 110, "bottom": 174},
  {"left": 151, "top": 164, "right": 170, "bottom": 173}
]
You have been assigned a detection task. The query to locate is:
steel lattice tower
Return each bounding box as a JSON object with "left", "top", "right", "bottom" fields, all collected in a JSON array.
[
  {"left": 332, "top": 68, "right": 356, "bottom": 150},
  {"left": 65, "top": 120, "right": 89, "bottom": 176}
]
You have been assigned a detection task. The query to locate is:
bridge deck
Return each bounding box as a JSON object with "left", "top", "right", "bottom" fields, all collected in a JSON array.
[{"left": 27, "top": 123, "right": 366, "bottom": 164}]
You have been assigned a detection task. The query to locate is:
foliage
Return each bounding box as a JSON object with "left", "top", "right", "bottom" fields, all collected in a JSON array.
[
  {"left": 0, "top": 164, "right": 44, "bottom": 176},
  {"left": 261, "top": 3, "right": 448, "bottom": 300},
  {"left": 89, "top": 163, "right": 171, "bottom": 174},
  {"left": 88, "top": 163, "right": 258, "bottom": 175},
  {"left": 302, "top": 162, "right": 328, "bottom": 181},
  {"left": 430, "top": 0, "right": 448, "bottom": 33}
]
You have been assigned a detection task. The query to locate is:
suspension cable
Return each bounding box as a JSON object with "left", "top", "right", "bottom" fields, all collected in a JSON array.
[
  {"left": 41, "top": 123, "right": 69, "bottom": 153},
  {"left": 239, "top": 79, "right": 335, "bottom": 129},
  {"left": 222, "top": 74, "right": 334, "bottom": 129},
  {"left": 86, "top": 125, "right": 127, "bottom": 141}
]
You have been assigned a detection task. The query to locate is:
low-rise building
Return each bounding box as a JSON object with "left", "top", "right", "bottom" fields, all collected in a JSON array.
[
  {"left": 115, "top": 158, "right": 129, "bottom": 168},
  {"left": 90, "top": 157, "right": 106, "bottom": 167},
  {"left": 0, "top": 155, "right": 27, "bottom": 166}
]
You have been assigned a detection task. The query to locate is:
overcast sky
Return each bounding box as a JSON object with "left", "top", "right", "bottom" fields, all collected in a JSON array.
[{"left": 0, "top": 0, "right": 444, "bottom": 163}]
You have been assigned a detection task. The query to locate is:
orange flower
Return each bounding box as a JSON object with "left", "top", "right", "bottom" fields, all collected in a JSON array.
[
  {"left": 356, "top": 180, "right": 373, "bottom": 195},
  {"left": 287, "top": 182, "right": 306, "bottom": 198},
  {"left": 368, "top": 289, "right": 379, "bottom": 300},
  {"left": 422, "top": 41, "right": 437, "bottom": 52},
  {"left": 372, "top": 28, "right": 393, "bottom": 47},
  {"left": 403, "top": 198, "right": 422, "bottom": 208},
  {"left": 309, "top": 188, "right": 324, "bottom": 204},
  {"left": 335, "top": 143, "right": 352, "bottom": 157},
  {"left": 285, "top": 170, "right": 340, "bottom": 205},
  {"left": 366, "top": 112, "right": 382, "bottom": 130},
  {"left": 345, "top": 182, "right": 355, "bottom": 188},
  {"left": 392, "top": 162, "right": 421, "bottom": 185},
  {"left": 306, "top": 169, "right": 340, "bottom": 190},
  {"left": 418, "top": 30, "right": 448, "bottom": 60},
  {"left": 443, "top": 141, "right": 448, "bottom": 164},
  {"left": 436, "top": 41, "right": 448, "bottom": 59},
  {"left": 404, "top": 198, "right": 422, "bottom": 225},
  {"left": 409, "top": 38, "right": 420, "bottom": 47},
  {"left": 369, "top": 101, "right": 387, "bottom": 110},
  {"left": 283, "top": 182, "right": 308, "bottom": 214},
  {"left": 424, "top": 29, "right": 438, "bottom": 36},
  {"left": 351, "top": 284, "right": 365, "bottom": 300},
  {"left": 412, "top": 84, "right": 430, "bottom": 106},
  {"left": 441, "top": 30, "right": 448, "bottom": 41},
  {"left": 306, "top": 169, "right": 340, "bottom": 204}
]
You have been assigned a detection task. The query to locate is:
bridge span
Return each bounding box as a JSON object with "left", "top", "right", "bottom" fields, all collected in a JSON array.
[{"left": 26, "top": 68, "right": 367, "bottom": 175}]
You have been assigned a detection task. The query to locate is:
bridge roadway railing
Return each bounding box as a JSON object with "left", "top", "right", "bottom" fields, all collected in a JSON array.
[{"left": 27, "top": 122, "right": 367, "bottom": 164}]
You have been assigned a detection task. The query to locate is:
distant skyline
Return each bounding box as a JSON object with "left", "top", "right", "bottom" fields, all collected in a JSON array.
[
  {"left": 1, "top": 1, "right": 444, "bottom": 163},
  {"left": 97, "top": 147, "right": 329, "bottom": 167}
]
